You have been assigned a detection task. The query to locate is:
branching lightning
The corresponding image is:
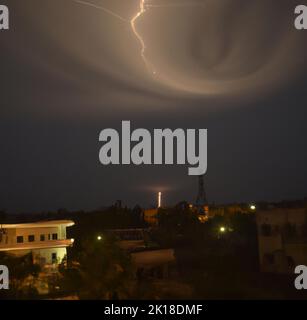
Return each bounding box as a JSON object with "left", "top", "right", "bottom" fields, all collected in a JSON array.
[
  {"left": 147, "top": 2, "right": 205, "bottom": 8},
  {"left": 131, "top": 0, "right": 156, "bottom": 75},
  {"left": 72, "top": 0, "right": 204, "bottom": 76},
  {"left": 73, "top": 0, "right": 127, "bottom": 22}
]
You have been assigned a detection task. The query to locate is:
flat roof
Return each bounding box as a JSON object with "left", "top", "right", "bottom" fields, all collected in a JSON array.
[{"left": 0, "top": 220, "right": 75, "bottom": 229}]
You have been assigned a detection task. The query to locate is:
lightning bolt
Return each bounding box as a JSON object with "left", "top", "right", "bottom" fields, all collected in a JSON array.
[
  {"left": 131, "top": 1, "right": 156, "bottom": 75},
  {"left": 147, "top": 1, "right": 205, "bottom": 8},
  {"left": 130, "top": 0, "right": 205, "bottom": 75},
  {"left": 72, "top": 0, "right": 205, "bottom": 77},
  {"left": 73, "top": 0, "right": 127, "bottom": 22}
]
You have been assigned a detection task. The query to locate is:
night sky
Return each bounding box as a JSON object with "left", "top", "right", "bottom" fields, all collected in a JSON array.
[{"left": 1, "top": 0, "right": 307, "bottom": 213}]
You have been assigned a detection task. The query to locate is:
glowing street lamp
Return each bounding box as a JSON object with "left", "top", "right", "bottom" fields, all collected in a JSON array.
[
  {"left": 250, "top": 205, "right": 256, "bottom": 210},
  {"left": 219, "top": 226, "right": 226, "bottom": 233},
  {"left": 97, "top": 235, "right": 102, "bottom": 241}
]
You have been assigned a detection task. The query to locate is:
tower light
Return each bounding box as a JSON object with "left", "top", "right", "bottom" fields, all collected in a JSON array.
[{"left": 158, "top": 192, "right": 162, "bottom": 208}]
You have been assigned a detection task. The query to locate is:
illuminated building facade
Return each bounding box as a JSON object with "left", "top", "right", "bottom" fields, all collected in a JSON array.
[
  {"left": 0, "top": 220, "right": 74, "bottom": 267},
  {"left": 144, "top": 208, "right": 159, "bottom": 226}
]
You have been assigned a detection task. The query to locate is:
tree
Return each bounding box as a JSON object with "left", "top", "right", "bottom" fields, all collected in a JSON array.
[
  {"left": 0, "top": 252, "right": 40, "bottom": 299},
  {"left": 58, "top": 234, "right": 135, "bottom": 299}
]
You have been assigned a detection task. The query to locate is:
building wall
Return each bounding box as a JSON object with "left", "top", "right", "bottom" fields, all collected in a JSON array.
[
  {"left": 15, "top": 226, "right": 64, "bottom": 243},
  {"left": 256, "top": 208, "right": 307, "bottom": 273},
  {"left": 132, "top": 249, "right": 176, "bottom": 280},
  {"left": 144, "top": 209, "right": 158, "bottom": 226},
  {"left": 7, "top": 247, "right": 67, "bottom": 265},
  {"left": 0, "top": 228, "right": 16, "bottom": 245},
  {"left": 0, "top": 225, "right": 66, "bottom": 246},
  {"left": 0, "top": 221, "right": 73, "bottom": 269},
  {"left": 32, "top": 247, "right": 67, "bottom": 265}
]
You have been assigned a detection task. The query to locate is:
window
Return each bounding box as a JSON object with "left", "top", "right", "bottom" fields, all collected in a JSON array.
[
  {"left": 28, "top": 235, "right": 35, "bottom": 242},
  {"left": 48, "top": 234, "right": 51, "bottom": 240},
  {"left": 51, "top": 252, "right": 57, "bottom": 263},
  {"left": 261, "top": 224, "right": 272, "bottom": 236},
  {"left": 17, "top": 236, "right": 24, "bottom": 243},
  {"left": 40, "top": 234, "right": 45, "bottom": 241},
  {"left": 52, "top": 233, "right": 58, "bottom": 240}
]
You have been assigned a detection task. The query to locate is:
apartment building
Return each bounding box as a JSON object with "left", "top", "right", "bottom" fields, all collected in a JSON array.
[
  {"left": 256, "top": 208, "right": 307, "bottom": 273},
  {"left": 0, "top": 220, "right": 74, "bottom": 267}
]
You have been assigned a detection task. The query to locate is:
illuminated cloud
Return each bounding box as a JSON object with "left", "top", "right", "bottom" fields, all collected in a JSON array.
[{"left": 8, "top": 0, "right": 306, "bottom": 112}]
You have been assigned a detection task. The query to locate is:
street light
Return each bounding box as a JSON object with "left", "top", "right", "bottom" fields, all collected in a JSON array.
[
  {"left": 97, "top": 235, "right": 102, "bottom": 241},
  {"left": 250, "top": 205, "right": 256, "bottom": 210},
  {"left": 219, "top": 226, "right": 226, "bottom": 233}
]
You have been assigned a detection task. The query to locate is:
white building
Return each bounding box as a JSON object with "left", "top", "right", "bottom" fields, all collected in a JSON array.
[
  {"left": 0, "top": 220, "right": 74, "bottom": 267},
  {"left": 256, "top": 208, "right": 307, "bottom": 273}
]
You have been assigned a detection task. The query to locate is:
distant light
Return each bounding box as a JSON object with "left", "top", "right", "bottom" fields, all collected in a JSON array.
[
  {"left": 158, "top": 192, "right": 162, "bottom": 208},
  {"left": 250, "top": 205, "right": 256, "bottom": 210},
  {"left": 219, "top": 227, "right": 226, "bottom": 233},
  {"left": 97, "top": 236, "right": 102, "bottom": 241}
]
